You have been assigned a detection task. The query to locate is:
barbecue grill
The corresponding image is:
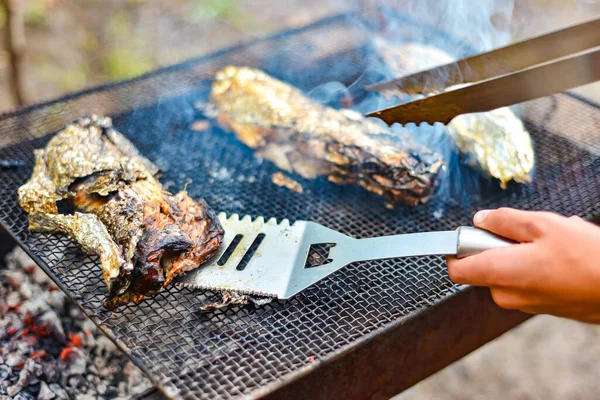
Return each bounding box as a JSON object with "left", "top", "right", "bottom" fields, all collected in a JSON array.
[{"left": 1, "top": 9, "right": 599, "bottom": 400}]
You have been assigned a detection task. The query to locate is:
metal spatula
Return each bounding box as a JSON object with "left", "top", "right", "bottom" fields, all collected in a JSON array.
[{"left": 175, "top": 213, "right": 514, "bottom": 298}]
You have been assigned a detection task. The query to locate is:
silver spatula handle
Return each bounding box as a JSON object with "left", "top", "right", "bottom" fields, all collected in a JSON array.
[{"left": 456, "top": 226, "right": 515, "bottom": 258}]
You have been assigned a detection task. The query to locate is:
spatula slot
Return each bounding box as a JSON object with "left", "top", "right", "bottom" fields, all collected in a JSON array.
[
  {"left": 304, "top": 243, "right": 336, "bottom": 268},
  {"left": 217, "top": 234, "right": 243, "bottom": 266},
  {"left": 236, "top": 233, "right": 266, "bottom": 271}
]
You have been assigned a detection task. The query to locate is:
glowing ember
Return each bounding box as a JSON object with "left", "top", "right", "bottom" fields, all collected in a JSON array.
[{"left": 0, "top": 247, "right": 151, "bottom": 398}]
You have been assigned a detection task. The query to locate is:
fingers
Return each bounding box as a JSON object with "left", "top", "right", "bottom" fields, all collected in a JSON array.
[
  {"left": 489, "top": 287, "right": 528, "bottom": 310},
  {"left": 473, "top": 207, "right": 549, "bottom": 242},
  {"left": 447, "top": 243, "right": 536, "bottom": 287},
  {"left": 489, "top": 287, "right": 558, "bottom": 311},
  {"left": 488, "top": 288, "right": 600, "bottom": 323}
]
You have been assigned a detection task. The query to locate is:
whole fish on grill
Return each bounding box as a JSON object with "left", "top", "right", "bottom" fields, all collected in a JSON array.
[
  {"left": 206, "top": 66, "right": 445, "bottom": 206},
  {"left": 18, "top": 115, "right": 224, "bottom": 309},
  {"left": 371, "top": 38, "right": 535, "bottom": 188}
]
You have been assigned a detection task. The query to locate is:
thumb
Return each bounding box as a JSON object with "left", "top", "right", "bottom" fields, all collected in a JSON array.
[{"left": 473, "top": 207, "right": 545, "bottom": 242}]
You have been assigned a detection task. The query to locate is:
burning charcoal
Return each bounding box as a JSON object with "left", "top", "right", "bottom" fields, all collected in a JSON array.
[
  {"left": 19, "top": 280, "right": 34, "bottom": 300},
  {"left": 124, "top": 363, "right": 150, "bottom": 395},
  {"left": 81, "top": 331, "right": 95, "bottom": 349},
  {"left": 68, "top": 307, "right": 82, "bottom": 320},
  {"left": 103, "top": 385, "right": 119, "bottom": 398},
  {"left": 37, "top": 382, "right": 55, "bottom": 400},
  {"left": 48, "top": 384, "right": 68, "bottom": 400},
  {"left": 29, "top": 350, "right": 47, "bottom": 361},
  {"left": 7, "top": 381, "right": 23, "bottom": 397},
  {"left": 45, "top": 292, "right": 65, "bottom": 311},
  {"left": 21, "top": 297, "right": 49, "bottom": 316},
  {"left": 61, "top": 347, "right": 87, "bottom": 376},
  {"left": 9, "top": 360, "right": 39, "bottom": 396},
  {"left": 3, "top": 270, "right": 25, "bottom": 289},
  {"left": 6, "top": 291, "right": 20, "bottom": 309},
  {"left": 13, "top": 392, "right": 35, "bottom": 400},
  {"left": 0, "top": 366, "right": 10, "bottom": 380},
  {"left": 30, "top": 267, "right": 52, "bottom": 286},
  {"left": 6, "top": 353, "right": 24, "bottom": 369},
  {"left": 7, "top": 339, "right": 20, "bottom": 352},
  {"left": 94, "top": 336, "right": 117, "bottom": 357},
  {"left": 92, "top": 357, "right": 105, "bottom": 374},
  {"left": 38, "top": 311, "right": 65, "bottom": 341},
  {"left": 86, "top": 364, "right": 98, "bottom": 376},
  {"left": 40, "top": 363, "right": 59, "bottom": 384},
  {"left": 6, "top": 248, "right": 35, "bottom": 274},
  {"left": 66, "top": 375, "right": 85, "bottom": 390},
  {"left": 80, "top": 319, "right": 96, "bottom": 336},
  {"left": 2, "top": 246, "right": 152, "bottom": 398},
  {"left": 17, "top": 340, "right": 33, "bottom": 353},
  {"left": 28, "top": 361, "right": 43, "bottom": 385},
  {"left": 97, "top": 364, "right": 118, "bottom": 379},
  {"left": 96, "top": 383, "right": 107, "bottom": 396},
  {"left": 24, "top": 383, "right": 40, "bottom": 398}
]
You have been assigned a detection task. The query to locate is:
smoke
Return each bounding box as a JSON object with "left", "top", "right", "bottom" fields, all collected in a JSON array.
[
  {"left": 252, "top": 0, "right": 525, "bottom": 207},
  {"left": 389, "top": 0, "right": 515, "bottom": 51},
  {"left": 321, "top": 0, "right": 522, "bottom": 207},
  {"left": 123, "top": 0, "right": 532, "bottom": 210}
]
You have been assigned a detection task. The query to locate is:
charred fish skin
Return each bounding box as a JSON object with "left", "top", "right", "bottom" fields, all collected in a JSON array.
[
  {"left": 445, "top": 105, "right": 535, "bottom": 188},
  {"left": 28, "top": 212, "right": 131, "bottom": 297},
  {"left": 17, "top": 115, "right": 224, "bottom": 309},
  {"left": 370, "top": 39, "right": 535, "bottom": 188},
  {"left": 18, "top": 149, "right": 63, "bottom": 215},
  {"left": 104, "top": 191, "right": 224, "bottom": 310},
  {"left": 208, "top": 66, "right": 445, "bottom": 206}
]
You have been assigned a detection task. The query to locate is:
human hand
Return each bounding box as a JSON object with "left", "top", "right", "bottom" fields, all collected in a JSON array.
[{"left": 446, "top": 207, "right": 600, "bottom": 324}]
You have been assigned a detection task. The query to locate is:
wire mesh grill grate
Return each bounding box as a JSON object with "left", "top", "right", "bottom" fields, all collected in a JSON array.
[{"left": 0, "top": 12, "right": 599, "bottom": 400}]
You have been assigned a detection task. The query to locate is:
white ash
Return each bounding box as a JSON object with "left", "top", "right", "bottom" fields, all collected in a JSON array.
[{"left": 0, "top": 247, "right": 152, "bottom": 399}]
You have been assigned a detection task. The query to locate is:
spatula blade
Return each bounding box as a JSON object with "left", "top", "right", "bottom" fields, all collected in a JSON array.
[{"left": 175, "top": 214, "right": 310, "bottom": 297}]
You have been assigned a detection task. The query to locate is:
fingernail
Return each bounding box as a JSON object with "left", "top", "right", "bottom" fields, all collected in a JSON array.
[{"left": 473, "top": 210, "right": 491, "bottom": 225}]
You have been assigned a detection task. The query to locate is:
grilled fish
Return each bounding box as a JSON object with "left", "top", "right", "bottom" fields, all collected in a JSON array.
[
  {"left": 18, "top": 115, "right": 224, "bottom": 309},
  {"left": 371, "top": 39, "right": 535, "bottom": 188},
  {"left": 207, "top": 66, "right": 445, "bottom": 206}
]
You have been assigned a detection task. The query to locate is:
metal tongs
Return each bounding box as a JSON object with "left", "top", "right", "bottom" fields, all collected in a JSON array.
[{"left": 365, "top": 17, "right": 600, "bottom": 125}]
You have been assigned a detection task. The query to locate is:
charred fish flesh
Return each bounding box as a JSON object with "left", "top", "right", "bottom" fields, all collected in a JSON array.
[
  {"left": 371, "top": 38, "right": 535, "bottom": 188},
  {"left": 206, "top": 66, "right": 445, "bottom": 207},
  {"left": 18, "top": 115, "right": 224, "bottom": 309}
]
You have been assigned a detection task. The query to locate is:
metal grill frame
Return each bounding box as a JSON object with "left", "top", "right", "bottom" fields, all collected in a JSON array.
[{"left": 1, "top": 10, "right": 599, "bottom": 400}]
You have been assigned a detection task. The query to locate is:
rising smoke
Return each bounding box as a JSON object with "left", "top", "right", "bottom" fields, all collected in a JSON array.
[{"left": 310, "top": 0, "right": 521, "bottom": 206}]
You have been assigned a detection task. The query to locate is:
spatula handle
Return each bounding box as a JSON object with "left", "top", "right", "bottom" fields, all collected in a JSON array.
[{"left": 456, "top": 226, "right": 516, "bottom": 258}]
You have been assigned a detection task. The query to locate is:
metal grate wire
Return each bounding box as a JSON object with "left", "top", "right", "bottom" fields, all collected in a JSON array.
[{"left": 0, "top": 12, "right": 599, "bottom": 400}]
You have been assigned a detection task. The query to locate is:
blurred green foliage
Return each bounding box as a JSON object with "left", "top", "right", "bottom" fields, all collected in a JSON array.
[
  {"left": 0, "top": 3, "right": 5, "bottom": 30},
  {"left": 192, "top": 0, "right": 237, "bottom": 20},
  {"left": 107, "top": 10, "right": 132, "bottom": 39},
  {"left": 185, "top": 0, "right": 269, "bottom": 34},
  {"left": 104, "top": 49, "right": 153, "bottom": 80},
  {"left": 24, "top": 0, "right": 49, "bottom": 28},
  {"left": 60, "top": 67, "right": 88, "bottom": 91},
  {"left": 79, "top": 30, "right": 99, "bottom": 53},
  {"left": 104, "top": 10, "right": 154, "bottom": 80}
]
